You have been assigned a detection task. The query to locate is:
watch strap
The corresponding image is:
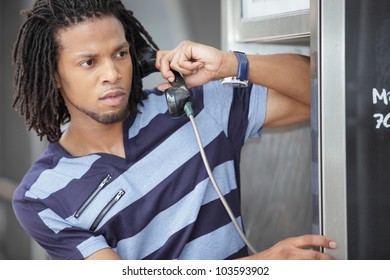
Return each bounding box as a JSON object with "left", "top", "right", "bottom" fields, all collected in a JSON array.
[{"left": 234, "top": 51, "right": 249, "bottom": 82}]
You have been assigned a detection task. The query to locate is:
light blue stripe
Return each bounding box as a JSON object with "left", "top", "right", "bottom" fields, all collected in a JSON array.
[
  {"left": 38, "top": 208, "right": 73, "bottom": 234},
  {"left": 178, "top": 217, "right": 245, "bottom": 260},
  {"left": 202, "top": 82, "right": 234, "bottom": 136},
  {"left": 77, "top": 235, "right": 109, "bottom": 258},
  {"left": 113, "top": 162, "right": 238, "bottom": 259},
  {"left": 128, "top": 93, "right": 168, "bottom": 139},
  {"left": 25, "top": 155, "right": 101, "bottom": 199}
]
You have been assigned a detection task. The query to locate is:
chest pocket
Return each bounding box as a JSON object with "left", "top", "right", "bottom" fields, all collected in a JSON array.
[{"left": 71, "top": 174, "right": 126, "bottom": 231}]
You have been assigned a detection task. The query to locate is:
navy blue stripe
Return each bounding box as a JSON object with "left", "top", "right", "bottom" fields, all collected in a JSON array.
[
  {"left": 13, "top": 199, "right": 86, "bottom": 260},
  {"left": 100, "top": 131, "right": 235, "bottom": 247},
  {"left": 142, "top": 188, "right": 242, "bottom": 260},
  {"left": 228, "top": 85, "right": 252, "bottom": 147},
  {"left": 228, "top": 84, "right": 253, "bottom": 188},
  {"left": 52, "top": 226, "right": 100, "bottom": 259},
  {"left": 188, "top": 86, "right": 205, "bottom": 116}
]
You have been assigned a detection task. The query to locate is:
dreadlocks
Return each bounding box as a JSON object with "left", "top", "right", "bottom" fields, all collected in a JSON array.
[{"left": 12, "top": 0, "right": 159, "bottom": 142}]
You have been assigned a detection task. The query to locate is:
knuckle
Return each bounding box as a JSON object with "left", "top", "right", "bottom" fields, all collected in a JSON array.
[
  {"left": 285, "top": 236, "right": 300, "bottom": 244},
  {"left": 181, "top": 39, "right": 192, "bottom": 46}
]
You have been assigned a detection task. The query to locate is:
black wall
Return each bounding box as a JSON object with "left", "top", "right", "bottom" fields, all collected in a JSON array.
[{"left": 346, "top": 0, "right": 390, "bottom": 259}]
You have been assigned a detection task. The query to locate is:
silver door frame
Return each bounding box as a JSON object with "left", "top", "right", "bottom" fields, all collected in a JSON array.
[{"left": 311, "top": 0, "right": 348, "bottom": 259}]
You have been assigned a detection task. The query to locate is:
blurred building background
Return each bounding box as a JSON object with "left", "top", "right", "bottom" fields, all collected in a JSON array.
[{"left": 0, "top": 0, "right": 311, "bottom": 259}]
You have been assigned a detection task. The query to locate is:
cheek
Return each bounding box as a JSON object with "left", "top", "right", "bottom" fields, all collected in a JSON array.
[
  {"left": 61, "top": 75, "right": 86, "bottom": 95},
  {"left": 58, "top": 72, "right": 94, "bottom": 105},
  {"left": 121, "top": 64, "right": 133, "bottom": 88},
  {"left": 124, "top": 60, "right": 133, "bottom": 80}
]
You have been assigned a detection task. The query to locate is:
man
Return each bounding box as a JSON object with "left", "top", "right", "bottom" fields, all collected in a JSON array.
[{"left": 12, "top": 0, "right": 336, "bottom": 260}]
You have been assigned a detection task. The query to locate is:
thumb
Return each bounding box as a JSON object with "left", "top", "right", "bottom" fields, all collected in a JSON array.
[{"left": 157, "top": 82, "right": 172, "bottom": 92}]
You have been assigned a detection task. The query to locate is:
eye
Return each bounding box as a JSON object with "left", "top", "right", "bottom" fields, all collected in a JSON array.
[
  {"left": 116, "top": 50, "right": 129, "bottom": 59},
  {"left": 80, "top": 59, "right": 95, "bottom": 68}
]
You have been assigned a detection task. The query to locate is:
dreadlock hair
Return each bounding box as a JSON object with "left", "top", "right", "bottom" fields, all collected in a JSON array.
[{"left": 12, "top": 0, "right": 159, "bottom": 143}]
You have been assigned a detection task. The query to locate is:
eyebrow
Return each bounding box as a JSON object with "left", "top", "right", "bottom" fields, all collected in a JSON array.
[
  {"left": 73, "top": 41, "right": 130, "bottom": 61},
  {"left": 114, "top": 41, "right": 130, "bottom": 53}
]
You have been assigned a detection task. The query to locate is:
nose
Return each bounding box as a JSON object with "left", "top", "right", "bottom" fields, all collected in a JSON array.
[{"left": 102, "top": 60, "right": 122, "bottom": 84}]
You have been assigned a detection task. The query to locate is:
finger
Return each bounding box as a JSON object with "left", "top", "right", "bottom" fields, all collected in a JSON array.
[
  {"left": 155, "top": 50, "right": 169, "bottom": 70},
  {"left": 156, "top": 82, "right": 172, "bottom": 92},
  {"left": 178, "top": 61, "right": 204, "bottom": 74},
  {"left": 302, "top": 249, "right": 336, "bottom": 260},
  {"left": 158, "top": 54, "right": 176, "bottom": 82},
  {"left": 168, "top": 55, "right": 198, "bottom": 76},
  {"left": 289, "top": 234, "right": 337, "bottom": 250}
]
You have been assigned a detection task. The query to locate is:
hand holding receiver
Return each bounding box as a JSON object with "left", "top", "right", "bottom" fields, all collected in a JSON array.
[
  {"left": 155, "top": 40, "right": 226, "bottom": 88},
  {"left": 136, "top": 45, "right": 191, "bottom": 117}
]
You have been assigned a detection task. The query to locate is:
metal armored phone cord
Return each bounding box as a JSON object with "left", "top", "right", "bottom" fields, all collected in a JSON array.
[{"left": 183, "top": 102, "right": 258, "bottom": 255}]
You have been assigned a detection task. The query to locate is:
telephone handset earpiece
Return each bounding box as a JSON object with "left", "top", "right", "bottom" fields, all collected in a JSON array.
[
  {"left": 136, "top": 46, "right": 158, "bottom": 79},
  {"left": 136, "top": 46, "right": 191, "bottom": 118}
]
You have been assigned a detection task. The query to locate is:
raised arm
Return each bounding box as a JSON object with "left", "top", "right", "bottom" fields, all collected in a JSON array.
[{"left": 156, "top": 40, "right": 310, "bottom": 127}]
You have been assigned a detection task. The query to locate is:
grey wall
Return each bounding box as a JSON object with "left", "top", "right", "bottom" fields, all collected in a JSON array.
[
  {"left": 0, "top": 0, "right": 38, "bottom": 260},
  {"left": 240, "top": 125, "right": 311, "bottom": 252},
  {"left": 0, "top": 2, "right": 33, "bottom": 183}
]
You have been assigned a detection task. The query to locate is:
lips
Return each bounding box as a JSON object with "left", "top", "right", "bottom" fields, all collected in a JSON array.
[{"left": 99, "top": 89, "right": 126, "bottom": 107}]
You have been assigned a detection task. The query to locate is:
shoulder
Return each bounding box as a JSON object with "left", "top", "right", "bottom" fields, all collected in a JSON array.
[
  {"left": 13, "top": 143, "right": 100, "bottom": 202},
  {"left": 13, "top": 144, "right": 58, "bottom": 198}
]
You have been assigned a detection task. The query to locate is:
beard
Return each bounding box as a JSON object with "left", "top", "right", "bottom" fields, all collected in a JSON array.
[{"left": 72, "top": 101, "right": 130, "bottom": 125}]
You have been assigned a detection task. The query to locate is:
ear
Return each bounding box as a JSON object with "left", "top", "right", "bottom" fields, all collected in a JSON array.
[{"left": 54, "top": 71, "right": 61, "bottom": 89}]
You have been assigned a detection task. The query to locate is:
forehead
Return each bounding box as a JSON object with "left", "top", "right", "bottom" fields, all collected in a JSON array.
[{"left": 55, "top": 15, "right": 127, "bottom": 51}]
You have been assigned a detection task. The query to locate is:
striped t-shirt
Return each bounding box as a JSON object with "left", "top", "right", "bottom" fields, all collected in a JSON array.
[{"left": 12, "top": 80, "right": 267, "bottom": 260}]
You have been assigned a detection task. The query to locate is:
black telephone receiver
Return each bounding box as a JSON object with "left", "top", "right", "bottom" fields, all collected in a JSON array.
[{"left": 137, "top": 46, "right": 192, "bottom": 118}]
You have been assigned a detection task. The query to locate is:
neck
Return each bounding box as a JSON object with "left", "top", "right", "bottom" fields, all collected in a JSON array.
[{"left": 59, "top": 120, "right": 125, "bottom": 158}]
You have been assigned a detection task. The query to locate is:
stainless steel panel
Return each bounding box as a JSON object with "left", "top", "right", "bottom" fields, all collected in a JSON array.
[
  {"left": 311, "top": 0, "right": 348, "bottom": 259},
  {"left": 232, "top": 0, "right": 310, "bottom": 43}
]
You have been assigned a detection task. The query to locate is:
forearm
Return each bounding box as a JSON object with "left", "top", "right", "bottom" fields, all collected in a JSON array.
[{"left": 218, "top": 52, "right": 310, "bottom": 106}]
